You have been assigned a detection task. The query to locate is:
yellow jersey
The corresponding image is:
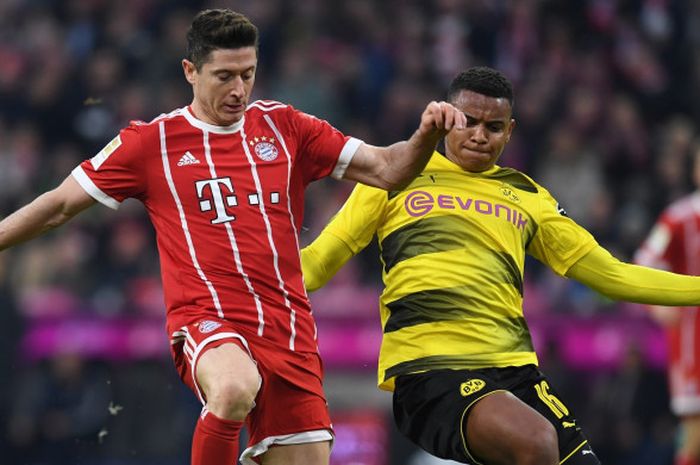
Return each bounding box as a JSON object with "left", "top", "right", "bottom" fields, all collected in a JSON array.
[{"left": 316, "top": 152, "right": 598, "bottom": 391}]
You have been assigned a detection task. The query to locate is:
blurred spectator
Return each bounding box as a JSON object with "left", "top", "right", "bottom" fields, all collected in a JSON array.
[
  {"left": 535, "top": 121, "right": 605, "bottom": 229},
  {"left": 6, "top": 353, "right": 112, "bottom": 465},
  {"left": 587, "top": 344, "right": 673, "bottom": 464}
]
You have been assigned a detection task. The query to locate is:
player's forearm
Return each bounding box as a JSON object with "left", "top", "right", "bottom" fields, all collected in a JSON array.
[
  {"left": 0, "top": 183, "right": 91, "bottom": 251},
  {"left": 379, "top": 133, "right": 442, "bottom": 190},
  {"left": 0, "top": 191, "right": 68, "bottom": 250},
  {"left": 566, "top": 246, "right": 700, "bottom": 305},
  {"left": 343, "top": 101, "right": 463, "bottom": 190},
  {"left": 380, "top": 101, "right": 465, "bottom": 189},
  {"left": 301, "top": 232, "right": 356, "bottom": 292}
]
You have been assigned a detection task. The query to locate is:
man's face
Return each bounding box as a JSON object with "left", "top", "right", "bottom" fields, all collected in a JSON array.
[
  {"left": 444, "top": 89, "right": 514, "bottom": 172},
  {"left": 183, "top": 47, "right": 257, "bottom": 126}
]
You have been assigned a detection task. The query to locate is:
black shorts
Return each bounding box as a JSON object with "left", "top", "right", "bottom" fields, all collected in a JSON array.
[{"left": 393, "top": 365, "right": 600, "bottom": 464}]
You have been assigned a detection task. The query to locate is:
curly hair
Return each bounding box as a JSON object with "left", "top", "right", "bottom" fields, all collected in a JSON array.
[{"left": 447, "top": 67, "right": 514, "bottom": 107}]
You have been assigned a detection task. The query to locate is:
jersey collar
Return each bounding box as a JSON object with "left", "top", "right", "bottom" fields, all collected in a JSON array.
[
  {"left": 429, "top": 151, "right": 501, "bottom": 175},
  {"left": 182, "top": 106, "right": 245, "bottom": 134}
]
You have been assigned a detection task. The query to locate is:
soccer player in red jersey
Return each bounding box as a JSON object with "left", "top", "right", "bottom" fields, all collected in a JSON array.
[
  {"left": 0, "top": 9, "right": 465, "bottom": 465},
  {"left": 636, "top": 146, "right": 700, "bottom": 465}
]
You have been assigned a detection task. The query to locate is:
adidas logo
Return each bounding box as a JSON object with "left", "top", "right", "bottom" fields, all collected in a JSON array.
[{"left": 177, "top": 151, "right": 200, "bottom": 166}]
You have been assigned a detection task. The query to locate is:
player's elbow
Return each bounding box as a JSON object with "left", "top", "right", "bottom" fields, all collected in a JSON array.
[
  {"left": 369, "top": 166, "right": 415, "bottom": 191},
  {"left": 41, "top": 189, "right": 82, "bottom": 231},
  {"left": 45, "top": 211, "right": 73, "bottom": 231},
  {"left": 384, "top": 176, "right": 414, "bottom": 191},
  {"left": 353, "top": 146, "right": 414, "bottom": 191}
]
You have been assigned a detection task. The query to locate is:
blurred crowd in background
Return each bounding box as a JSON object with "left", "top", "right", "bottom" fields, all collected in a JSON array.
[{"left": 1, "top": 0, "right": 699, "bottom": 464}]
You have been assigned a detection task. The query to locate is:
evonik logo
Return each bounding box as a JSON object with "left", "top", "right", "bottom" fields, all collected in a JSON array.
[{"left": 404, "top": 190, "right": 528, "bottom": 231}]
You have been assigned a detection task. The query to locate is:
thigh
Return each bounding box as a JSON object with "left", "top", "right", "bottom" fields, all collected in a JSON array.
[
  {"left": 259, "top": 441, "right": 331, "bottom": 465},
  {"left": 393, "top": 366, "right": 599, "bottom": 465},
  {"left": 393, "top": 368, "right": 499, "bottom": 463},
  {"left": 513, "top": 367, "right": 599, "bottom": 464},
  {"left": 241, "top": 346, "right": 333, "bottom": 464},
  {"left": 196, "top": 341, "right": 260, "bottom": 399},
  {"left": 466, "top": 390, "right": 555, "bottom": 464},
  {"left": 169, "top": 318, "right": 258, "bottom": 403}
]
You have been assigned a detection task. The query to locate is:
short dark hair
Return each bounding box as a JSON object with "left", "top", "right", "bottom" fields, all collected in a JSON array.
[
  {"left": 447, "top": 67, "right": 514, "bottom": 107},
  {"left": 186, "top": 9, "right": 259, "bottom": 70}
]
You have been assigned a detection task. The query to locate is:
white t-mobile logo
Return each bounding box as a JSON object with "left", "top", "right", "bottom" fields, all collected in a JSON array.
[{"left": 195, "top": 177, "right": 238, "bottom": 224}]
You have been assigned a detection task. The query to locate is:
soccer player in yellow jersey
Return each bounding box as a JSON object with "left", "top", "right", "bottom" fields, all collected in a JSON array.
[{"left": 301, "top": 67, "right": 700, "bottom": 465}]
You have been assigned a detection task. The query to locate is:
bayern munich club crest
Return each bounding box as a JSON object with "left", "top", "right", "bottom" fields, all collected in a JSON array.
[
  {"left": 249, "top": 136, "right": 279, "bottom": 161},
  {"left": 198, "top": 320, "right": 222, "bottom": 334}
]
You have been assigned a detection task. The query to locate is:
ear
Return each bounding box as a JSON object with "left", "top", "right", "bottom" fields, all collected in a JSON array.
[
  {"left": 182, "top": 59, "right": 197, "bottom": 85},
  {"left": 506, "top": 118, "right": 516, "bottom": 142}
]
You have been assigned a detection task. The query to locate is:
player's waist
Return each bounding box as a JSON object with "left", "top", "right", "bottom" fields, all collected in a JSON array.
[
  {"left": 162, "top": 282, "right": 311, "bottom": 316},
  {"left": 379, "top": 297, "right": 527, "bottom": 343},
  {"left": 380, "top": 284, "right": 522, "bottom": 327},
  {"left": 165, "top": 306, "right": 317, "bottom": 345},
  {"left": 377, "top": 351, "right": 539, "bottom": 391}
]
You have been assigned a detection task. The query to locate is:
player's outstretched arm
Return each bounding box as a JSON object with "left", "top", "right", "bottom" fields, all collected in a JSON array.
[
  {"left": 343, "top": 101, "right": 466, "bottom": 190},
  {"left": 301, "top": 232, "right": 355, "bottom": 292},
  {"left": 301, "top": 183, "right": 385, "bottom": 292},
  {"left": 566, "top": 245, "right": 700, "bottom": 305},
  {"left": 0, "top": 175, "right": 96, "bottom": 251}
]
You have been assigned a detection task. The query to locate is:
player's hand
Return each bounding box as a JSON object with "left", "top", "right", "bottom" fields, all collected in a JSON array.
[{"left": 418, "top": 101, "right": 466, "bottom": 138}]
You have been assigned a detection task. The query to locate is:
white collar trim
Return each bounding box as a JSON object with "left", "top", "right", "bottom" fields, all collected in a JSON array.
[{"left": 182, "top": 106, "right": 245, "bottom": 134}]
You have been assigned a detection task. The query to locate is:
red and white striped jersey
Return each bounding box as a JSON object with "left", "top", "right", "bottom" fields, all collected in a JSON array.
[
  {"left": 636, "top": 192, "right": 700, "bottom": 281},
  {"left": 635, "top": 192, "right": 700, "bottom": 414},
  {"left": 72, "top": 101, "right": 361, "bottom": 352}
]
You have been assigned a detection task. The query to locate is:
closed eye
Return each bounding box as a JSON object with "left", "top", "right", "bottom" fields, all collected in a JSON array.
[{"left": 215, "top": 72, "right": 232, "bottom": 82}]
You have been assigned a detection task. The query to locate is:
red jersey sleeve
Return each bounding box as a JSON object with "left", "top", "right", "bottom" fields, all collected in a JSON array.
[
  {"left": 290, "top": 107, "right": 362, "bottom": 184},
  {"left": 71, "top": 123, "right": 147, "bottom": 209},
  {"left": 635, "top": 211, "right": 678, "bottom": 270}
]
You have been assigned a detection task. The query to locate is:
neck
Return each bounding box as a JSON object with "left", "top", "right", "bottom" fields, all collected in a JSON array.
[{"left": 189, "top": 102, "right": 209, "bottom": 123}]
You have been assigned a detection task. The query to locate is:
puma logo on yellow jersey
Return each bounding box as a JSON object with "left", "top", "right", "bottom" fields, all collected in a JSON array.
[{"left": 460, "top": 379, "right": 486, "bottom": 396}]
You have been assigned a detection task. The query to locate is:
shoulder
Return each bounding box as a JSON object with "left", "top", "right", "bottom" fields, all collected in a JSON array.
[
  {"left": 124, "top": 107, "right": 188, "bottom": 136},
  {"left": 485, "top": 167, "right": 568, "bottom": 218},
  {"left": 246, "top": 101, "right": 335, "bottom": 141},
  {"left": 665, "top": 193, "right": 700, "bottom": 223},
  {"left": 246, "top": 99, "right": 290, "bottom": 115},
  {"left": 483, "top": 166, "right": 540, "bottom": 194},
  {"left": 245, "top": 100, "right": 298, "bottom": 129},
  {"left": 110, "top": 108, "right": 191, "bottom": 154},
  {"left": 139, "top": 107, "right": 188, "bottom": 127},
  {"left": 246, "top": 100, "right": 330, "bottom": 124}
]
